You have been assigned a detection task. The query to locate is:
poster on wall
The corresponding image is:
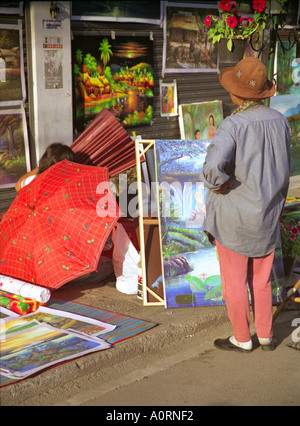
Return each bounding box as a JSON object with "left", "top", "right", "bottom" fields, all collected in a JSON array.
[
  {"left": 179, "top": 100, "right": 223, "bottom": 140},
  {"left": 0, "top": 23, "right": 26, "bottom": 105},
  {"left": 72, "top": 35, "right": 154, "bottom": 132},
  {"left": 162, "top": 2, "right": 218, "bottom": 74},
  {"left": 159, "top": 80, "right": 178, "bottom": 117},
  {"left": 154, "top": 139, "right": 286, "bottom": 308},
  {"left": 270, "top": 94, "right": 300, "bottom": 177},
  {"left": 71, "top": 1, "right": 162, "bottom": 25},
  {"left": 44, "top": 50, "right": 63, "bottom": 90},
  {"left": 43, "top": 35, "right": 64, "bottom": 90},
  {"left": 0, "top": 108, "right": 30, "bottom": 189}
]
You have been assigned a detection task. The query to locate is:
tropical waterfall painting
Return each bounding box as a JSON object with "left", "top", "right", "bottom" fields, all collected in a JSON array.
[{"left": 154, "top": 140, "right": 286, "bottom": 308}]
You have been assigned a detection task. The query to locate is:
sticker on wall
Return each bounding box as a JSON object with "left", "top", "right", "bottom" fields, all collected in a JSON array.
[
  {"left": 72, "top": 35, "right": 154, "bottom": 132},
  {"left": 44, "top": 50, "right": 63, "bottom": 90}
]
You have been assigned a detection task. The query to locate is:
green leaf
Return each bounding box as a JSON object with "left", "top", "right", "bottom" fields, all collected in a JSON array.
[
  {"left": 204, "top": 285, "right": 223, "bottom": 301},
  {"left": 185, "top": 275, "right": 206, "bottom": 292},
  {"left": 227, "top": 39, "right": 233, "bottom": 51},
  {"left": 205, "top": 275, "right": 222, "bottom": 287}
]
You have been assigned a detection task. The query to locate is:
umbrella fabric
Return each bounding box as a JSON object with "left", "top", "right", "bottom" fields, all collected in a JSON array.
[
  {"left": 71, "top": 108, "right": 136, "bottom": 177},
  {"left": 0, "top": 160, "right": 120, "bottom": 290}
]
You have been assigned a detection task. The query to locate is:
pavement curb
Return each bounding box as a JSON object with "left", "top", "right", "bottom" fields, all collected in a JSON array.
[{"left": 0, "top": 305, "right": 229, "bottom": 404}]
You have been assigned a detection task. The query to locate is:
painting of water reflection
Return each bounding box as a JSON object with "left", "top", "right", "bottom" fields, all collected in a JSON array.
[
  {"left": 154, "top": 139, "right": 224, "bottom": 308},
  {"left": 154, "top": 139, "right": 286, "bottom": 308}
]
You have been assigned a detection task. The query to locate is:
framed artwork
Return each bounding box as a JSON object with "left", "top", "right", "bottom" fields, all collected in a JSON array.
[
  {"left": 154, "top": 139, "right": 286, "bottom": 308},
  {"left": 179, "top": 100, "right": 223, "bottom": 140},
  {"left": 0, "top": 22, "right": 26, "bottom": 105},
  {"left": 154, "top": 139, "right": 224, "bottom": 308},
  {"left": 159, "top": 80, "right": 178, "bottom": 117},
  {"left": 275, "top": 41, "right": 300, "bottom": 96},
  {"left": 72, "top": 35, "right": 154, "bottom": 132},
  {"left": 162, "top": 2, "right": 219, "bottom": 74},
  {"left": 270, "top": 94, "right": 300, "bottom": 177},
  {"left": 0, "top": 2, "right": 23, "bottom": 14},
  {"left": 0, "top": 108, "right": 30, "bottom": 189},
  {"left": 71, "top": 1, "right": 162, "bottom": 25}
]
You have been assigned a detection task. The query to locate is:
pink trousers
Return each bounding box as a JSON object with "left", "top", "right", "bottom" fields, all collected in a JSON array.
[{"left": 216, "top": 240, "right": 275, "bottom": 343}]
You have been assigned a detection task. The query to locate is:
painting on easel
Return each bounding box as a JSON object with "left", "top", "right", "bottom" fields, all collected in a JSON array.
[
  {"left": 154, "top": 139, "right": 224, "bottom": 308},
  {"left": 154, "top": 139, "right": 286, "bottom": 308}
]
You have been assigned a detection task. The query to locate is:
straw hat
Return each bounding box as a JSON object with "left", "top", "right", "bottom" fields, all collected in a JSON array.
[{"left": 219, "top": 57, "right": 275, "bottom": 100}]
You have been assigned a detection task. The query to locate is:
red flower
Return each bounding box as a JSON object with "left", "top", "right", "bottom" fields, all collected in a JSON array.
[
  {"left": 291, "top": 227, "right": 299, "bottom": 235},
  {"left": 219, "top": 0, "right": 232, "bottom": 12},
  {"left": 235, "top": 13, "right": 245, "bottom": 24},
  {"left": 246, "top": 17, "right": 253, "bottom": 25},
  {"left": 253, "top": 0, "right": 267, "bottom": 13},
  {"left": 227, "top": 15, "right": 239, "bottom": 29},
  {"left": 205, "top": 15, "right": 212, "bottom": 27}
]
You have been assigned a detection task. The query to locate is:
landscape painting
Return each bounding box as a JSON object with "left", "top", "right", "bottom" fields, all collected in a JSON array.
[
  {"left": 0, "top": 23, "right": 26, "bottom": 105},
  {"left": 0, "top": 321, "right": 110, "bottom": 379},
  {"left": 154, "top": 140, "right": 286, "bottom": 308},
  {"left": 0, "top": 109, "right": 30, "bottom": 189},
  {"left": 72, "top": 35, "right": 154, "bottom": 131},
  {"left": 162, "top": 2, "right": 218, "bottom": 74},
  {"left": 276, "top": 41, "right": 300, "bottom": 96},
  {"left": 270, "top": 94, "right": 300, "bottom": 177},
  {"left": 154, "top": 139, "right": 224, "bottom": 308},
  {"left": 71, "top": 1, "right": 162, "bottom": 25}
]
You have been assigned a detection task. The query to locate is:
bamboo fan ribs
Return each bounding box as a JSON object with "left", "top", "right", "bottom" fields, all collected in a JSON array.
[{"left": 71, "top": 108, "right": 137, "bottom": 177}]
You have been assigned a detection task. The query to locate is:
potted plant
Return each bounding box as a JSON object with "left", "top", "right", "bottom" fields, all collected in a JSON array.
[
  {"left": 204, "top": 0, "right": 270, "bottom": 53},
  {"left": 279, "top": 217, "right": 300, "bottom": 276}
]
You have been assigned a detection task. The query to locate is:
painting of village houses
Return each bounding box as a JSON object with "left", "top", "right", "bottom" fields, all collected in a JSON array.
[
  {"left": 0, "top": 24, "right": 26, "bottom": 105},
  {"left": 72, "top": 35, "right": 154, "bottom": 131},
  {"left": 0, "top": 109, "right": 30, "bottom": 189},
  {"left": 163, "top": 3, "right": 218, "bottom": 73}
]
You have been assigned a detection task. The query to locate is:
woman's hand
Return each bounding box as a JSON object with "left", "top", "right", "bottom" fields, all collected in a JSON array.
[{"left": 210, "top": 175, "right": 233, "bottom": 194}]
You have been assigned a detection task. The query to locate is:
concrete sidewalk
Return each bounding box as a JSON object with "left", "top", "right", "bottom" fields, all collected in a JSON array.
[{"left": 1, "top": 269, "right": 299, "bottom": 404}]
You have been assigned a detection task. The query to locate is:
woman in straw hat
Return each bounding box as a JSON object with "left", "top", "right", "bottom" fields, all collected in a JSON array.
[{"left": 200, "top": 57, "right": 291, "bottom": 353}]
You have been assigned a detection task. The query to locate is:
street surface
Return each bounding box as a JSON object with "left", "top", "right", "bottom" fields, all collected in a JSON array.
[{"left": 2, "top": 307, "right": 299, "bottom": 408}]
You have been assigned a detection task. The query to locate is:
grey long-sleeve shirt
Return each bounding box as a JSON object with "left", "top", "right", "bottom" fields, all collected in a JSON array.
[{"left": 200, "top": 103, "right": 291, "bottom": 257}]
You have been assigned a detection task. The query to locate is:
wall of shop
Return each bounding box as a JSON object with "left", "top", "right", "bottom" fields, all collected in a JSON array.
[
  {"left": 70, "top": 16, "right": 234, "bottom": 142},
  {"left": 1, "top": 1, "right": 299, "bottom": 217},
  {"left": 27, "top": 1, "right": 73, "bottom": 161}
]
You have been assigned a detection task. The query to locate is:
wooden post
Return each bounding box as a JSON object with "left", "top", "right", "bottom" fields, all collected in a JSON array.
[{"left": 135, "top": 139, "right": 165, "bottom": 306}]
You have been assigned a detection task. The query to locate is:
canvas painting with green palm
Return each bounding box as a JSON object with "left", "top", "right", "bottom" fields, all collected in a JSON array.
[{"left": 72, "top": 36, "right": 154, "bottom": 131}]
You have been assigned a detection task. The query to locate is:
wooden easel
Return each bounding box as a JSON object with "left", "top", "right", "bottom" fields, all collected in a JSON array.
[{"left": 135, "top": 139, "right": 165, "bottom": 306}]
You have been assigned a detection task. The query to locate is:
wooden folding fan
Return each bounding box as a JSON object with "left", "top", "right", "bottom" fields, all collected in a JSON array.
[{"left": 71, "top": 108, "right": 137, "bottom": 177}]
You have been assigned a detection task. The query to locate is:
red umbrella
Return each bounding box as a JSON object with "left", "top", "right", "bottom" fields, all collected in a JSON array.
[{"left": 0, "top": 160, "right": 120, "bottom": 290}]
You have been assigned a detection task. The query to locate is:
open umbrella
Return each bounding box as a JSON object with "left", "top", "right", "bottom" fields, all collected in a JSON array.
[{"left": 0, "top": 160, "right": 120, "bottom": 290}]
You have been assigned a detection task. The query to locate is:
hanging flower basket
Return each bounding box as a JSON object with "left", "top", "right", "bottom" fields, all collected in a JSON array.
[
  {"left": 218, "top": 38, "right": 247, "bottom": 64},
  {"left": 205, "top": 0, "right": 271, "bottom": 53}
]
